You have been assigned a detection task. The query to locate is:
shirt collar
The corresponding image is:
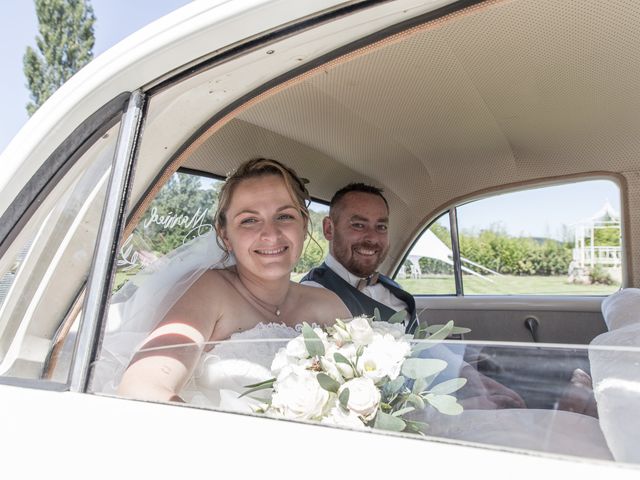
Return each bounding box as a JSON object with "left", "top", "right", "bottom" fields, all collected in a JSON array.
[{"left": 325, "top": 253, "right": 366, "bottom": 289}]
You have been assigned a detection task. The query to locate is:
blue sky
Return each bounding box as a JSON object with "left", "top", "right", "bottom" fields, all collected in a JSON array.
[{"left": 0, "top": 0, "right": 191, "bottom": 153}]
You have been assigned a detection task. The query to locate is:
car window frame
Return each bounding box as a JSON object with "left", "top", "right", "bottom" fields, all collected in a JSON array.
[{"left": 395, "top": 175, "right": 628, "bottom": 297}]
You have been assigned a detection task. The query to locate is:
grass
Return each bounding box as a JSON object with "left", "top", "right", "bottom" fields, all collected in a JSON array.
[{"left": 397, "top": 274, "right": 620, "bottom": 295}]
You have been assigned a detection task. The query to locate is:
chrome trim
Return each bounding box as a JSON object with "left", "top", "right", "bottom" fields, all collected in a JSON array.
[
  {"left": 449, "top": 207, "right": 463, "bottom": 296},
  {"left": 69, "top": 91, "right": 145, "bottom": 393}
]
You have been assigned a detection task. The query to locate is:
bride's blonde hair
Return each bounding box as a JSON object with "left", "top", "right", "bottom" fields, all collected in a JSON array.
[{"left": 214, "top": 158, "right": 311, "bottom": 256}]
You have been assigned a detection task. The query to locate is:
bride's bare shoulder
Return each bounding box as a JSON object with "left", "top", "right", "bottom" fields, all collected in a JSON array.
[
  {"left": 292, "top": 282, "right": 350, "bottom": 320},
  {"left": 184, "top": 268, "right": 237, "bottom": 299}
]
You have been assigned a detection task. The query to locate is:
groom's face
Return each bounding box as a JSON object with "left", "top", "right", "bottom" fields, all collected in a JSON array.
[{"left": 323, "top": 191, "right": 390, "bottom": 277}]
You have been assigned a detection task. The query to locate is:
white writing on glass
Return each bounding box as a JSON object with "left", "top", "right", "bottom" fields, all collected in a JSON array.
[
  {"left": 118, "top": 207, "right": 213, "bottom": 269},
  {"left": 143, "top": 207, "right": 210, "bottom": 231}
]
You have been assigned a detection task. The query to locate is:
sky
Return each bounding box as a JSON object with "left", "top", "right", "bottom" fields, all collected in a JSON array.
[
  {"left": 451, "top": 179, "right": 620, "bottom": 240},
  {"left": 0, "top": 1, "right": 622, "bottom": 241},
  {"left": 0, "top": 0, "right": 192, "bottom": 154}
]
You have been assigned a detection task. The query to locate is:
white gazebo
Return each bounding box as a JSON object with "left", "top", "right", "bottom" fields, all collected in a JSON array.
[{"left": 572, "top": 200, "right": 621, "bottom": 270}]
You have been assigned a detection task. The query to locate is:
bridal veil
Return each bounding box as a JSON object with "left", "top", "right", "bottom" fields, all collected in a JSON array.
[{"left": 91, "top": 231, "right": 233, "bottom": 393}]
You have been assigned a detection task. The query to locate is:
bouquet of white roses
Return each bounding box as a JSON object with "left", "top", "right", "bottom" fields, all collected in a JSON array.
[{"left": 243, "top": 313, "right": 469, "bottom": 433}]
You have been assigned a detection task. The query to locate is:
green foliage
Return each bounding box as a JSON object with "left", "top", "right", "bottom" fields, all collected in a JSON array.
[
  {"left": 139, "top": 173, "right": 219, "bottom": 254},
  {"left": 294, "top": 209, "right": 328, "bottom": 273},
  {"left": 457, "top": 229, "right": 572, "bottom": 276},
  {"left": 24, "top": 0, "right": 96, "bottom": 115},
  {"left": 418, "top": 257, "right": 452, "bottom": 275},
  {"left": 589, "top": 265, "right": 615, "bottom": 285},
  {"left": 429, "top": 222, "right": 452, "bottom": 248},
  {"left": 593, "top": 227, "right": 620, "bottom": 247}
]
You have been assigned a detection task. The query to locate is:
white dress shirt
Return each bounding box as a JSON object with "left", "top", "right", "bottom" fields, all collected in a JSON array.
[{"left": 302, "top": 253, "right": 409, "bottom": 314}]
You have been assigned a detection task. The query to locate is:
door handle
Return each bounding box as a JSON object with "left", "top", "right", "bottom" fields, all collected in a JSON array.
[{"left": 524, "top": 316, "right": 539, "bottom": 342}]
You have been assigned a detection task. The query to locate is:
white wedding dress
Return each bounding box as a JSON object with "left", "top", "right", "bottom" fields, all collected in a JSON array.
[{"left": 180, "top": 322, "right": 300, "bottom": 412}]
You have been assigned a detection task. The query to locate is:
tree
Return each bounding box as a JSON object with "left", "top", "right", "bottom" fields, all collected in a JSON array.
[
  {"left": 140, "top": 173, "right": 220, "bottom": 254},
  {"left": 23, "top": 0, "right": 96, "bottom": 115}
]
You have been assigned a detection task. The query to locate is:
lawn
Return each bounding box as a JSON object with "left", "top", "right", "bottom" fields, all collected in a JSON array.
[{"left": 397, "top": 274, "right": 619, "bottom": 296}]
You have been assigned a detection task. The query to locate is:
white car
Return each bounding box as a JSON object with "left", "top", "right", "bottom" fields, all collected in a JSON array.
[{"left": 0, "top": 0, "right": 638, "bottom": 476}]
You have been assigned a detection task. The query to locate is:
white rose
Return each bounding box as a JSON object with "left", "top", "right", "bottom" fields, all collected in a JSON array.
[
  {"left": 346, "top": 316, "right": 374, "bottom": 346},
  {"left": 372, "top": 321, "right": 407, "bottom": 340},
  {"left": 321, "top": 406, "right": 367, "bottom": 429},
  {"left": 359, "top": 334, "right": 411, "bottom": 383},
  {"left": 284, "top": 335, "right": 308, "bottom": 359},
  {"left": 338, "top": 377, "right": 381, "bottom": 422},
  {"left": 270, "top": 347, "right": 313, "bottom": 376},
  {"left": 331, "top": 321, "right": 351, "bottom": 346},
  {"left": 271, "top": 365, "right": 330, "bottom": 420}
]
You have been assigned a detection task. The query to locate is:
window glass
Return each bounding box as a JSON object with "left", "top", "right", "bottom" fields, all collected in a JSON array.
[
  {"left": 292, "top": 201, "right": 328, "bottom": 280},
  {"left": 94, "top": 333, "right": 638, "bottom": 465},
  {"left": 0, "top": 121, "right": 121, "bottom": 382},
  {"left": 396, "top": 213, "right": 456, "bottom": 294},
  {"left": 457, "top": 180, "right": 622, "bottom": 295},
  {"left": 114, "top": 171, "right": 221, "bottom": 293}
]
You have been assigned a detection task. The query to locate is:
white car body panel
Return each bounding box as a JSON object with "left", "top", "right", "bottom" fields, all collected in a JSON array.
[
  {"left": 1, "top": 384, "right": 636, "bottom": 478},
  {"left": 0, "top": 0, "right": 638, "bottom": 476}
]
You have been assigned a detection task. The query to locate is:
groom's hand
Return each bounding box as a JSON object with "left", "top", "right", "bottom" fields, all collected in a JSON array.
[{"left": 457, "top": 365, "right": 526, "bottom": 410}]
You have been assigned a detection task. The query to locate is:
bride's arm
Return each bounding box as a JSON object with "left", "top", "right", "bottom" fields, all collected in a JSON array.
[{"left": 117, "top": 272, "right": 221, "bottom": 402}]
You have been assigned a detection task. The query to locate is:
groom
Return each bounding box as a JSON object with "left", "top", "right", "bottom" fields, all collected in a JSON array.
[
  {"left": 302, "top": 183, "right": 527, "bottom": 409},
  {"left": 301, "top": 183, "right": 418, "bottom": 333}
]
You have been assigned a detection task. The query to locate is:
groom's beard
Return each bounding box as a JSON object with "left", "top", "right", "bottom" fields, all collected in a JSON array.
[{"left": 332, "top": 238, "right": 389, "bottom": 278}]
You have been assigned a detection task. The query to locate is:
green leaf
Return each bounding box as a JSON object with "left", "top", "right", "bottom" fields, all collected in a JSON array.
[
  {"left": 425, "top": 393, "right": 464, "bottom": 415},
  {"left": 404, "top": 419, "right": 428, "bottom": 435},
  {"left": 339, "top": 388, "right": 350, "bottom": 408},
  {"left": 412, "top": 377, "right": 427, "bottom": 395},
  {"left": 243, "top": 377, "right": 277, "bottom": 389},
  {"left": 411, "top": 321, "right": 456, "bottom": 356},
  {"left": 374, "top": 410, "right": 406, "bottom": 432},
  {"left": 239, "top": 378, "right": 275, "bottom": 398},
  {"left": 426, "top": 320, "right": 454, "bottom": 341},
  {"left": 333, "top": 352, "right": 352, "bottom": 365},
  {"left": 391, "top": 406, "right": 415, "bottom": 417},
  {"left": 413, "top": 325, "right": 429, "bottom": 340},
  {"left": 407, "top": 393, "right": 425, "bottom": 410},
  {"left": 316, "top": 373, "right": 340, "bottom": 393},
  {"left": 373, "top": 307, "right": 382, "bottom": 322},
  {"left": 387, "top": 309, "right": 407, "bottom": 324},
  {"left": 302, "top": 322, "right": 325, "bottom": 357},
  {"left": 429, "top": 378, "right": 467, "bottom": 395},
  {"left": 401, "top": 358, "right": 447, "bottom": 379},
  {"left": 382, "top": 375, "right": 406, "bottom": 398},
  {"left": 451, "top": 326, "right": 471, "bottom": 334},
  {"left": 425, "top": 324, "right": 471, "bottom": 335}
]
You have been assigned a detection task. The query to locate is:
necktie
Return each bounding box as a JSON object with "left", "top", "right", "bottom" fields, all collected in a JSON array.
[{"left": 356, "top": 272, "right": 379, "bottom": 291}]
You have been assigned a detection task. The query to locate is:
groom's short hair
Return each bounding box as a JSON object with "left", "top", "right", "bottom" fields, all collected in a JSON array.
[{"left": 329, "top": 183, "right": 389, "bottom": 219}]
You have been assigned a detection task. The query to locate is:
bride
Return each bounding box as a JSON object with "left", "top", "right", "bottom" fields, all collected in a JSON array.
[{"left": 106, "top": 158, "right": 350, "bottom": 403}]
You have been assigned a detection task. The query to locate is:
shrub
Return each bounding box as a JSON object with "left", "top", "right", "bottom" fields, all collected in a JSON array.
[{"left": 589, "top": 265, "right": 615, "bottom": 285}]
